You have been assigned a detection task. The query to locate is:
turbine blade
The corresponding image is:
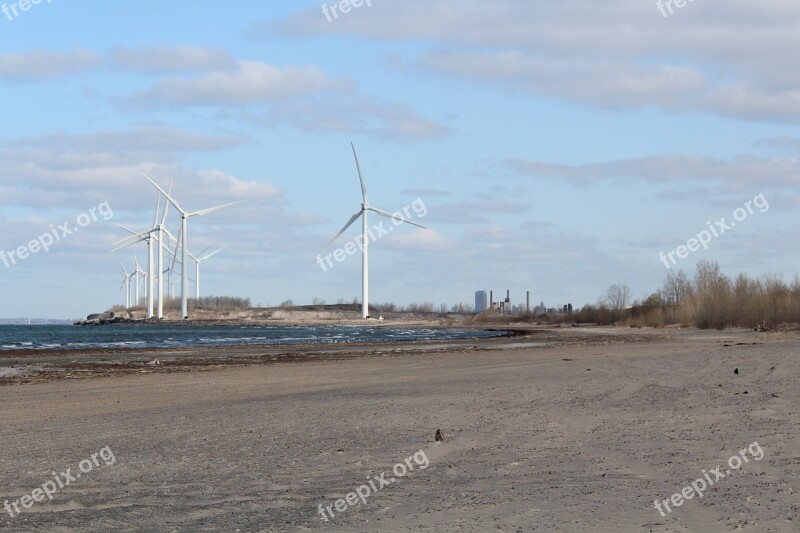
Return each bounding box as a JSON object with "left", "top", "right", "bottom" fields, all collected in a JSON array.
[
  {"left": 199, "top": 246, "right": 227, "bottom": 261},
  {"left": 160, "top": 227, "right": 180, "bottom": 248},
  {"left": 111, "top": 239, "right": 145, "bottom": 253},
  {"left": 351, "top": 142, "right": 367, "bottom": 202},
  {"left": 112, "top": 222, "right": 139, "bottom": 235},
  {"left": 161, "top": 173, "right": 173, "bottom": 226},
  {"left": 169, "top": 225, "right": 181, "bottom": 273},
  {"left": 367, "top": 206, "right": 429, "bottom": 229},
  {"left": 189, "top": 200, "right": 242, "bottom": 218},
  {"left": 112, "top": 228, "right": 151, "bottom": 246},
  {"left": 328, "top": 210, "right": 363, "bottom": 244},
  {"left": 118, "top": 260, "right": 129, "bottom": 276},
  {"left": 142, "top": 172, "right": 184, "bottom": 214},
  {"left": 153, "top": 189, "right": 160, "bottom": 228}
]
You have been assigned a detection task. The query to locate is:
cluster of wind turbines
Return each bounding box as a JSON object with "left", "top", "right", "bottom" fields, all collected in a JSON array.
[
  {"left": 112, "top": 143, "right": 425, "bottom": 322},
  {"left": 113, "top": 173, "right": 240, "bottom": 320}
]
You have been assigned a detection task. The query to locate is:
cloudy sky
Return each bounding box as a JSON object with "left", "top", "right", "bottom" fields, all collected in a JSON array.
[{"left": 1, "top": 0, "right": 798, "bottom": 319}]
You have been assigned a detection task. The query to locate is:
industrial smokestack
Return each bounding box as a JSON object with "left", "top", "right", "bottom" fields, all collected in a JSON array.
[
  {"left": 526, "top": 291, "right": 530, "bottom": 313},
  {"left": 506, "top": 289, "right": 510, "bottom": 301},
  {"left": 490, "top": 290, "right": 493, "bottom": 306}
]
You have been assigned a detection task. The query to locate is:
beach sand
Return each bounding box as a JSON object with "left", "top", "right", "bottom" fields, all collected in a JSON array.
[{"left": 0, "top": 327, "right": 797, "bottom": 531}]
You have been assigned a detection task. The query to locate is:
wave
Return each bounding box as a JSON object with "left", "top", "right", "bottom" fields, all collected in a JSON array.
[{"left": 0, "top": 325, "right": 503, "bottom": 352}]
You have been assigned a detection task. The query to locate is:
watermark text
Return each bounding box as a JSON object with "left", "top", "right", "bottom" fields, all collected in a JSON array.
[
  {"left": 1, "top": 201, "right": 114, "bottom": 269},
  {"left": 659, "top": 193, "right": 768, "bottom": 269},
  {"left": 4, "top": 446, "right": 116, "bottom": 518},
  {"left": 317, "top": 449, "right": 429, "bottom": 522},
  {"left": 653, "top": 441, "right": 764, "bottom": 517}
]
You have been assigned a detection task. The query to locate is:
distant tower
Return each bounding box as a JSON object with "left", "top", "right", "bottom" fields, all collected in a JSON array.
[
  {"left": 490, "top": 290, "right": 493, "bottom": 307},
  {"left": 474, "top": 291, "right": 488, "bottom": 314},
  {"left": 526, "top": 291, "right": 530, "bottom": 314}
]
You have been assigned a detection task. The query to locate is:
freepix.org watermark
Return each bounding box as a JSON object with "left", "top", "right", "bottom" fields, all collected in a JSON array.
[
  {"left": 2, "top": 0, "right": 52, "bottom": 23},
  {"left": 4, "top": 446, "right": 116, "bottom": 518},
  {"left": 0, "top": 201, "right": 113, "bottom": 269},
  {"left": 317, "top": 449, "right": 429, "bottom": 522},
  {"left": 653, "top": 441, "right": 764, "bottom": 517},
  {"left": 656, "top": 0, "right": 695, "bottom": 19},
  {"left": 316, "top": 197, "right": 427, "bottom": 272},
  {"left": 321, "top": 0, "right": 371, "bottom": 22},
  {"left": 659, "top": 193, "right": 769, "bottom": 269}
]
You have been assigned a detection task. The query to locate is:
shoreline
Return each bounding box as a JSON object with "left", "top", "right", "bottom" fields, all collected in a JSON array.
[
  {"left": 3, "top": 325, "right": 794, "bottom": 387},
  {"left": 0, "top": 325, "right": 689, "bottom": 386}
]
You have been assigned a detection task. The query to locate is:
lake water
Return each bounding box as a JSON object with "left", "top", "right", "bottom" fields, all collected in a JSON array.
[{"left": 0, "top": 324, "right": 504, "bottom": 351}]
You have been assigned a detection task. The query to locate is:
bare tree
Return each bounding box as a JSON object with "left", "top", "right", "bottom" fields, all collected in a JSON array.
[
  {"left": 605, "top": 283, "right": 632, "bottom": 318},
  {"left": 661, "top": 269, "right": 692, "bottom": 323}
]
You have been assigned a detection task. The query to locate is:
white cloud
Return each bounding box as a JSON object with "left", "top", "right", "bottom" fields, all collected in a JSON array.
[
  {"left": 259, "top": 95, "right": 449, "bottom": 143},
  {"left": 507, "top": 153, "right": 800, "bottom": 194},
  {"left": 110, "top": 45, "right": 238, "bottom": 73},
  {"left": 279, "top": 0, "right": 800, "bottom": 122},
  {"left": 124, "top": 61, "right": 347, "bottom": 108},
  {"left": 0, "top": 126, "right": 258, "bottom": 211},
  {"left": 0, "top": 48, "right": 102, "bottom": 81}
]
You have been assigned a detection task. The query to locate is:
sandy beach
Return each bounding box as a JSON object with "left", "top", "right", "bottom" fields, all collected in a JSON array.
[{"left": 0, "top": 326, "right": 798, "bottom": 532}]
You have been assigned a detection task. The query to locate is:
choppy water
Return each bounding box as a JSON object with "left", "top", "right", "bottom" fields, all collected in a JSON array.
[{"left": 0, "top": 324, "right": 503, "bottom": 351}]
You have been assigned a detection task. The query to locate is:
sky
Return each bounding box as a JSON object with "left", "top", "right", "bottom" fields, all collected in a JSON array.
[{"left": 0, "top": 0, "right": 798, "bottom": 319}]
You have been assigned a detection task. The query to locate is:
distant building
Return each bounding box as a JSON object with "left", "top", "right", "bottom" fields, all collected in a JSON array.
[{"left": 474, "top": 291, "right": 488, "bottom": 313}]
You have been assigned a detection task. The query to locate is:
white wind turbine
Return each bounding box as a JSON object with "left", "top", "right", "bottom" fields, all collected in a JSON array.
[
  {"left": 187, "top": 246, "right": 227, "bottom": 300},
  {"left": 113, "top": 177, "right": 174, "bottom": 319},
  {"left": 113, "top": 230, "right": 153, "bottom": 316},
  {"left": 117, "top": 261, "right": 134, "bottom": 308},
  {"left": 328, "top": 142, "right": 428, "bottom": 319},
  {"left": 141, "top": 173, "right": 241, "bottom": 320}
]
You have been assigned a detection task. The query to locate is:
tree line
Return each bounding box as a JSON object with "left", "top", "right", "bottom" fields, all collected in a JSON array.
[{"left": 576, "top": 260, "right": 800, "bottom": 329}]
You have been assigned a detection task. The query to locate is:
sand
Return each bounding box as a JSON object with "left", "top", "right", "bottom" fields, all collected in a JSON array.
[{"left": 0, "top": 327, "right": 798, "bottom": 532}]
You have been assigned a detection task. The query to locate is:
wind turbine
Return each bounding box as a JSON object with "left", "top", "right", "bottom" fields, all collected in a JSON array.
[
  {"left": 113, "top": 177, "right": 174, "bottom": 319},
  {"left": 328, "top": 142, "right": 428, "bottom": 319},
  {"left": 117, "top": 261, "right": 133, "bottom": 308},
  {"left": 113, "top": 225, "right": 156, "bottom": 317},
  {"left": 141, "top": 172, "right": 241, "bottom": 320},
  {"left": 187, "top": 246, "right": 227, "bottom": 300}
]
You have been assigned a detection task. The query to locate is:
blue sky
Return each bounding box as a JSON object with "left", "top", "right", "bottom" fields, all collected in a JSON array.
[{"left": 0, "top": 0, "right": 798, "bottom": 318}]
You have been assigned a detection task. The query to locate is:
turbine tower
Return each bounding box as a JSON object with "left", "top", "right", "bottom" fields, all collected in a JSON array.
[
  {"left": 188, "top": 246, "right": 227, "bottom": 300},
  {"left": 117, "top": 262, "right": 132, "bottom": 308},
  {"left": 329, "top": 142, "right": 428, "bottom": 319},
  {"left": 132, "top": 250, "right": 144, "bottom": 307},
  {"left": 141, "top": 173, "right": 241, "bottom": 320}
]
